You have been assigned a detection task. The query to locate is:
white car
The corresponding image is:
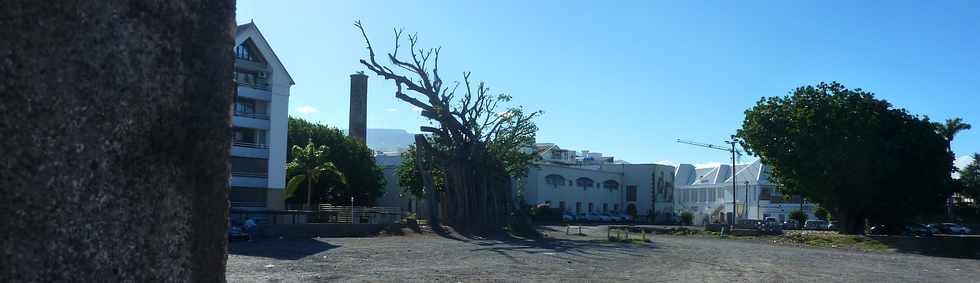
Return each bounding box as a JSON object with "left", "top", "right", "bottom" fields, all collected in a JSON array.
[
  {"left": 562, "top": 213, "right": 576, "bottom": 222},
  {"left": 597, "top": 213, "right": 613, "bottom": 222},
  {"left": 584, "top": 213, "right": 601, "bottom": 222}
]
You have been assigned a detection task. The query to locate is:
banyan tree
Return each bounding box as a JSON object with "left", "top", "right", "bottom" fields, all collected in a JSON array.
[{"left": 355, "top": 22, "right": 540, "bottom": 232}]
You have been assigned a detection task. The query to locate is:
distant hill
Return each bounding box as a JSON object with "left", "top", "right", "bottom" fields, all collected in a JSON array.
[{"left": 343, "top": 128, "right": 416, "bottom": 153}]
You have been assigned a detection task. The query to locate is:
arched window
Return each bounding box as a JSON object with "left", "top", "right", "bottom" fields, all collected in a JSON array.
[
  {"left": 576, "top": 177, "right": 594, "bottom": 189},
  {"left": 545, "top": 174, "right": 566, "bottom": 187},
  {"left": 602, "top": 180, "right": 620, "bottom": 191}
]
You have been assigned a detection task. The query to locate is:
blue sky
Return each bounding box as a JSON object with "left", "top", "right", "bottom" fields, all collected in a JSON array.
[{"left": 237, "top": 0, "right": 979, "bottom": 167}]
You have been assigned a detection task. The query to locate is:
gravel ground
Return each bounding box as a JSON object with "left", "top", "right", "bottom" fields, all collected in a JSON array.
[{"left": 227, "top": 225, "right": 980, "bottom": 282}]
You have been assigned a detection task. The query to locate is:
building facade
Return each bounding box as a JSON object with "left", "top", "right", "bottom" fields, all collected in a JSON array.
[
  {"left": 523, "top": 143, "right": 677, "bottom": 221},
  {"left": 229, "top": 22, "right": 294, "bottom": 211},
  {"left": 673, "top": 160, "right": 817, "bottom": 225}
]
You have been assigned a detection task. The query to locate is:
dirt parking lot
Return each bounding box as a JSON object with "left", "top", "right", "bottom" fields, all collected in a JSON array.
[{"left": 227, "top": 225, "right": 980, "bottom": 282}]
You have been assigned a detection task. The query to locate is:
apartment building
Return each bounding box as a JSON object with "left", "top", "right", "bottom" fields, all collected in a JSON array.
[{"left": 229, "top": 22, "right": 293, "bottom": 210}]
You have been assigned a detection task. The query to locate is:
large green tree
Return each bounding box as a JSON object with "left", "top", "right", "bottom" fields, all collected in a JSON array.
[
  {"left": 287, "top": 117, "right": 385, "bottom": 207},
  {"left": 356, "top": 22, "right": 541, "bottom": 231},
  {"left": 959, "top": 154, "right": 980, "bottom": 214},
  {"left": 738, "top": 82, "right": 953, "bottom": 234}
]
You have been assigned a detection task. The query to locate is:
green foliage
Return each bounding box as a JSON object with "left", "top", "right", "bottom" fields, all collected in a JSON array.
[
  {"left": 815, "top": 207, "right": 830, "bottom": 221},
  {"left": 959, "top": 153, "right": 980, "bottom": 205},
  {"left": 789, "top": 210, "right": 808, "bottom": 225},
  {"left": 395, "top": 145, "right": 446, "bottom": 199},
  {"left": 284, "top": 141, "right": 345, "bottom": 209},
  {"left": 738, "top": 82, "right": 954, "bottom": 233},
  {"left": 680, "top": 212, "right": 694, "bottom": 226},
  {"left": 287, "top": 117, "right": 385, "bottom": 206}
]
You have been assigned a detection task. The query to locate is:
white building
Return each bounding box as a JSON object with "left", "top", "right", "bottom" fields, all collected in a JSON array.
[
  {"left": 229, "top": 22, "right": 293, "bottom": 211},
  {"left": 673, "top": 160, "right": 818, "bottom": 225},
  {"left": 523, "top": 143, "right": 677, "bottom": 221}
]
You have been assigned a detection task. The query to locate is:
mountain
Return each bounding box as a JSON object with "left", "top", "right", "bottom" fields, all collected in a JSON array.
[{"left": 343, "top": 128, "right": 416, "bottom": 153}]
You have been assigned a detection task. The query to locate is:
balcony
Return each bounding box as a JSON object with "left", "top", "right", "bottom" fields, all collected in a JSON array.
[
  {"left": 232, "top": 115, "right": 270, "bottom": 130},
  {"left": 230, "top": 172, "right": 268, "bottom": 188},
  {"left": 231, "top": 143, "right": 269, "bottom": 159},
  {"left": 234, "top": 111, "right": 270, "bottom": 120},
  {"left": 237, "top": 85, "right": 272, "bottom": 101}
]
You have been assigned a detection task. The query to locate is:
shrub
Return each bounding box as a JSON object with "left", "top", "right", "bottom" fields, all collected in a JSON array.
[
  {"left": 815, "top": 207, "right": 830, "bottom": 221},
  {"left": 789, "top": 210, "right": 808, "bottom": 225},
  {"left": 680, "top": 212, "right": 694, "bottom": 226}
]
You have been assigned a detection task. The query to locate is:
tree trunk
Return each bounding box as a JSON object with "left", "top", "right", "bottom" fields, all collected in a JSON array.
[
  {"left": 1, "top": 1, "right": 235, "bottom": 281},
  {"left": 413, "top": 135, "right": 439, "bottom": 227},
  {"left": 306, "top": 172, "right": 313, "bottom": 210},
  {"left": 838, "top": 208, "right": 865, "bottom": 235}
]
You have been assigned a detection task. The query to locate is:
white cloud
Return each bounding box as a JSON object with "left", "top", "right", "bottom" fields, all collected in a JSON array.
[
  {"left": 295, "top": 106, "right": 319, "bottom": 113},
  {"left": 385, "top": 108, "right": 398, "bottom": 112}
]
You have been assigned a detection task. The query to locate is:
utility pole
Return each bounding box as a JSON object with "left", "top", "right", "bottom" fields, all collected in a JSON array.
[
  {"left": 677, "top": 138, "right": 742, "bottom": 228},
  {"left": 744, "top": 181, "right": 749, "bottom": 220}
]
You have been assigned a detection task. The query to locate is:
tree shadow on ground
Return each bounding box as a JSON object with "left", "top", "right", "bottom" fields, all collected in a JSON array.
[
  {"left": 228, "top": 238, "right": 339, "bottom": 260},
  {"left": 873, "top": 235, "right": 980, "bottom": 259},
  {"left": 429, "top": 226, "right": 656, "bottom": 265}
]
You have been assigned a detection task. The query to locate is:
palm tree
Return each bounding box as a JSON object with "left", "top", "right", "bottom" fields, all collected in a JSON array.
[
  {"left": 285, "top": 140, "right": 345, "bottom": 210},
  {"left": 937, "top": 118, "right": 972, "bottom": 150}
]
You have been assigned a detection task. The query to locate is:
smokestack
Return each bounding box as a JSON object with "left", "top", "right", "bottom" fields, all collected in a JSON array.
[{"left": 349, "top": 71, "right": 368, "bottom": 143}]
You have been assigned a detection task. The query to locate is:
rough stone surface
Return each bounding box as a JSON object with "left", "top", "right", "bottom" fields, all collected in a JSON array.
[{"left": 0, "top": 1, "right": 235, "bottom": 281}]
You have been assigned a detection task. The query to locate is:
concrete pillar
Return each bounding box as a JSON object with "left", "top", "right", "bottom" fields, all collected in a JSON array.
[
  {"left": 0, "top": 1, "right": 234, "bottom": 281},
  {"left": 349, "top": 72, "right": 368, "bottom": 143}
]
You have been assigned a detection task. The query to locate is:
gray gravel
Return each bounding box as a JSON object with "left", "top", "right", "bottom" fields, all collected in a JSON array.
[{"left": 227, "top": 225, "right": 980, "bottom": 282}]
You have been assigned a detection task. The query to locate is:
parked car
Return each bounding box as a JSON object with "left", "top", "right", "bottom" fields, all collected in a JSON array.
[
  {"left": 904, "top": 224, "right": 933, "bottom": 237},
  {"left": 577, "top": 213, "right": 590, "bottom": 222},
  {"left": 601, "top": 212, "right": 621, "bottom": 222},
  {"left": 940, "top": 223, "right": 972, "bottom": 234},
  {"left": 828, "top": 221, "right": 840, "bottom": 231},
  {"left": 596, "top": 213, "right": 613, "bottom": 222},
  {"left": 782, "top": 219, "right": 800, "bottom": 229},
  {"left": 228, "top": 219, "right": 249, "bottom": 241},
  {"left": 589, "top": 212, "right": 606, "bottom": 222},
  {"left": 868, "top": 224, "right": 889, "bottom": 235},
  {"left": 924, "top": 223, "right": 942, "bottom": 234},
  {"left": 804, "top": 220, "right": 829, "bottom": 230},
  {"left": 562, "top": 212, "right": 576, "bottom": 222},
  {"left": 619, "top": 213, "right": 633, "bottom": 222}
]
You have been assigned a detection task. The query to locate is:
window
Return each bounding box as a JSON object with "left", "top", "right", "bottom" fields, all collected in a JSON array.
[
  {"left": 545, "top": 174, "right": 566, "bottom": 187},
  {"left": 576, "top": 177, "right": 595, "bottom": 189},
  {"left": 559, "top": 201, "right": 566, "bottom": 211},
  {"left": 235, "top": 98, "right": 256, "bottom": 114},
  {"left": 602, "top": 203, "right": 608, "bottom": 212},
  {"left": 626, "top": 185, "right": 638, "bottom": 202},
  {"left": 613, "top": 204, "right": 619, "bottom": 211},
  {"left": 576, "top": 202, "right": 582, "bottom": 213},
  {"left": 588, "top": 203, "right": 594, "bottom": 212},
  {"left": 602, "top": 180, "right": 620, "bottom": 190},
  {"left": 234, "top": 40, "right": 265, "bottom": 63}
]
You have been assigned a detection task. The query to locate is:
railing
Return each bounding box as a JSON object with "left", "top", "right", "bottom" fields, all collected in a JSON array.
[
  {"left": 231, "top": 171, "right": 268, "bottom": 178},
  {"left": 231, "top": 201, "right": 267, "bottom": 208},
  {"left": 232, "top": 141, "right": 269, "bottom": 149},
  {"left": 234, "top": 111, "right": 270, "bottom": 120},
  {"left": 236, "top": 79, "right": 271, "bottom": 91},
  {"left": 316, "top": 205, "right": 402, "bottom": 224}
]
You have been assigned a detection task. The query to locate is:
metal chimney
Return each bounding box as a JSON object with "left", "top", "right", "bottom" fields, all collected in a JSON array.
[{"left": 349, "top": 71, "right": 368, "bottom": 143}]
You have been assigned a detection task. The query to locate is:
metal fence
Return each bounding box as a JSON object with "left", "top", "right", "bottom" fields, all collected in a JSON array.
[{"left": 316, "top": 205, "right": 402, "bottom": 224}]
